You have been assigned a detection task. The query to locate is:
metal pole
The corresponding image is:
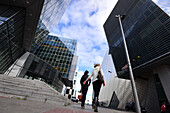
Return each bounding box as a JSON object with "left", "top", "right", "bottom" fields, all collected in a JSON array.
[{"left": 116, "top": 15, "right": 141, "bottom": 113}]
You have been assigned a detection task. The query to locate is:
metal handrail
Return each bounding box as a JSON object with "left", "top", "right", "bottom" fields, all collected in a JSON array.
[
  {"left": 0, "top": 9, "right": 24, "bottom": 27},
  {"left": 0, "top": 9, "right": 26, "bottom": 75}
]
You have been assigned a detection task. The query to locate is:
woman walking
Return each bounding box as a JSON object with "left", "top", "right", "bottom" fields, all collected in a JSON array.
[{"left": 83, "top": 64, "right": 105, "bottom": 112}]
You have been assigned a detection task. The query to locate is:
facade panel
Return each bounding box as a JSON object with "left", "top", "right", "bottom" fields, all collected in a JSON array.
[{"left": 35, "top": 35, "right": 77, "bottom": 79}]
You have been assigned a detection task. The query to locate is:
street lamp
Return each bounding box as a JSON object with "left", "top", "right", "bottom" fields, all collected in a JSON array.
[{"left": 115, "top": 15, "right": 141, "bottom": 113}]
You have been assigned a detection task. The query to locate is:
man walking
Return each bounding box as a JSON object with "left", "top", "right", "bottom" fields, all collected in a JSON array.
[{"left": 80, "top": 70, "right": 91, "bottom": 109}]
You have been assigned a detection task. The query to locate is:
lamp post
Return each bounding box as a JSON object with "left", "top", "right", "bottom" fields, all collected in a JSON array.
[{"left": 115, "top": 15, "right": 141, "bottom": 113}]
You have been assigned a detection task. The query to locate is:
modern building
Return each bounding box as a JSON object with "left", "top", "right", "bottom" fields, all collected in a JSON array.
[
  {"left": 72, "top": 67, "right": 78, "bottom": 97},
  {"left": 0, "top": 0, "right": 73, "bottom": 91},
  {"left": 99, "top": 51, "right": 133, "bottom": 109},
  {"left": 0, "top": 0, "right": 71, "bottom": 72},
  {"left": 31, "top": 0, "right": 71, "bottom": 53},
  {"left": 35, "top": 35, "right": 78, "bottom": 86},
  {"left": 104, "top": 0, "right": 170, "bottom": 113},
  {"left": 64, "top": 67, "right": 78, "bottom": 99}
]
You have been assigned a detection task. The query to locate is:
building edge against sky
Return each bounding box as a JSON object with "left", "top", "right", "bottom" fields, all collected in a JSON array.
[
  {"left": 152, "top": 0, "right": 170, "bottom": 16},
  {"left": 0, "top": 0, "right": 79, "bottom": 92},
  {"left": 103, "top": 0, "right": 170, "bottom": 113},
  {"left": 99, "top": 50, "right": 133, "bottom": 109},
  {"left": 31, "top": 0, "right": 71, "bottom": 53}
]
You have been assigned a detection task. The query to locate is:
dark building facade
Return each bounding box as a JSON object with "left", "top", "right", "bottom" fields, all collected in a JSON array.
[
  {"left": 0, "top": 1, "right": 44, "bottom": 74},
  {"left": 104, "top": 0, "right": 170, "bottom": 113},
  {"left": 0, "top": 0, "right": 72, "bottom": 91}
]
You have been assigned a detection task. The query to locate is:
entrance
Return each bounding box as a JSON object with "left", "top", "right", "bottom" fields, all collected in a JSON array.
[{"left": 154, "top": 74, "right": 168, "bottom": 110}]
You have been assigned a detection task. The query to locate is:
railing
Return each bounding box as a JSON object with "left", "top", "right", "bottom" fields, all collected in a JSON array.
[{"left": 0, "top": 9, "right": 26, "bottom": 74}]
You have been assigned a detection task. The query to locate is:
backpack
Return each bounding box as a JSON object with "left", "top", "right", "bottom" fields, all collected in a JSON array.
[{"left": 97, "top": 69, "right": 104, "bottom": 83}]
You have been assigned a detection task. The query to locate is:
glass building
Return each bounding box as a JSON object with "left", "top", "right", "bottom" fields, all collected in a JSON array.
[
  {"left": 35, "top": 35, "right": 78, "bottom": 86},
  {"left": 0, "top": 0, "right": 71, "bottom": 74},
  {"left": 104, "top": 0, "right": 170, "bottom": 112},
  {"left": 0, "top": 3, "right": 37, "bottom": 73},
  {"left": 0, "top": 0, "right": 73, "bottom": 90},
  {"left": 31, "top": 0, "right": 71, "bottom": 53},
  {"left": 104, "top": 0, "right": 170, "bottom": 77}
]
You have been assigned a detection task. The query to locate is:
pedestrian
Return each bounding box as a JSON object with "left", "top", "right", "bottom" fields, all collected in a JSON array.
[
  {"left": 83, "top": 64, "right": 105, "bottom": 112},
  {"left": 161, "top": 102, "right": 166, "bottom": 113},
  {"left": 80, "top": 70, "right": 91, "bottom": 109}
]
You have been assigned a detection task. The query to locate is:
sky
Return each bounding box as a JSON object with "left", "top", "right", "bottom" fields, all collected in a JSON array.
[
  {"left": 50, "top": 0, "right": 169, "bottom": 104},
  {"left": 50, "top": 0, "right": 119, "bottom": 104}
]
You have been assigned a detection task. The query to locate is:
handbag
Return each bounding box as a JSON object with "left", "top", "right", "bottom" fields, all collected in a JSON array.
[
  {"left": 78, "top": 93, "right": 82, "bottom": 101},
  {"left": 97, "top": 69, "right": 104, "bottom": 83}
]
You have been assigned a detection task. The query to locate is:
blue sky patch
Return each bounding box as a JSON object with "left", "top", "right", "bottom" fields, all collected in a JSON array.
[{"left": 89, "top": 9, "right": 98, "bottom": 17}]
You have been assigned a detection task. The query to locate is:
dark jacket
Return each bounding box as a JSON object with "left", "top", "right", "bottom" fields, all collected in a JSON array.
[{"left": 80, "top": 75, "right": 91, "bottom": 89}]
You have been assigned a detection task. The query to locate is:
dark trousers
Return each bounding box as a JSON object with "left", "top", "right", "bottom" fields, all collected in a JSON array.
[
  {"left": 92, "top": 80, "right": 102, "bottom": 106},
  {"left": 81, "top": 87, "right": 88, "bottom": 107}
]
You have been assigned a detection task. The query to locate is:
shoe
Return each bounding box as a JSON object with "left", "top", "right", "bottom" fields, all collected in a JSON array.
[
  {"left": 94, "top": 107, "right": 98, "bottom": 112},
  {"left": 93, "top": 104, "right": 98, "bottom": 112},
  {"left": 81, "top": 106, "right": 85, "bottom": 109},
  {"left": 92, "top": 103, "right": 94, "bottom": 109}
]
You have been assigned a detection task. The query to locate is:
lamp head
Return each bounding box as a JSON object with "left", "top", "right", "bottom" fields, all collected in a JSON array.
[
  {"left": 115, "top": 15, "right": 120, "bottom": 18},
  {"left": 115, "top": 14, "right": 126, "bottom": 20}
]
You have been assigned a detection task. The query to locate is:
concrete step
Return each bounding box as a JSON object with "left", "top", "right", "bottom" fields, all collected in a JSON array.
[
  {"left": 0, "top": 85, "right": 60, "bottom": 97},
  {"left": 0, "top": 92, "right": 25, "bottom": 99},
  {"left": 0, "top": 77, "right": 44, "bottom": 85},
  {"left": 0, "top": 81, "right": 53, "bottom": 92},
  {"left": 0, "top": 75, "right": 44, "bottom": 85},
  {"left": 0, "top": 75, "right": 72, "bottom": 105},
  {"left": 0, "top": 92, "right": 65, "bottom": 104},
  {"left": 0, "top": 79, "right": 48, "bottom": 90},
  {"left": 27, "top": 94, "right": 66, "bottom": 102},
  {"left": 26, "top": 96, "right": 66, "bottom": 105}
]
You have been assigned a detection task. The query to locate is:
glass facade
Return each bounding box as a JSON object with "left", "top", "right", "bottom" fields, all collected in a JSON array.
[
  {"left": 35, "top": 35, "right": 77, "bottom": 78},
  {"left": 0, "top": 5, "right": 25, "bottom": 73},
  {"left": 104, "top": 0, "right": 170, "bottom": 77},
  {"left": 31, "top": 0, "right": 71, "bottom": 53}
]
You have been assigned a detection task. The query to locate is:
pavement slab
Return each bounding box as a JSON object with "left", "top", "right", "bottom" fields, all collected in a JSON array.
[{"left": 0, "top": 97, "right": 133, "bottom": 113}]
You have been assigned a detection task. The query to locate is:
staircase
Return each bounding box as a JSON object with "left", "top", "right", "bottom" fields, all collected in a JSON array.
[{"left": 0, "top": 74, "right": 71, "bottom": 105}]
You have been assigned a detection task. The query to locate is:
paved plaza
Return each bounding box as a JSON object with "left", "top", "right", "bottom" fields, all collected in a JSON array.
[{"left": 0, "top": 97, "right": 134, "bottom": 113}]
